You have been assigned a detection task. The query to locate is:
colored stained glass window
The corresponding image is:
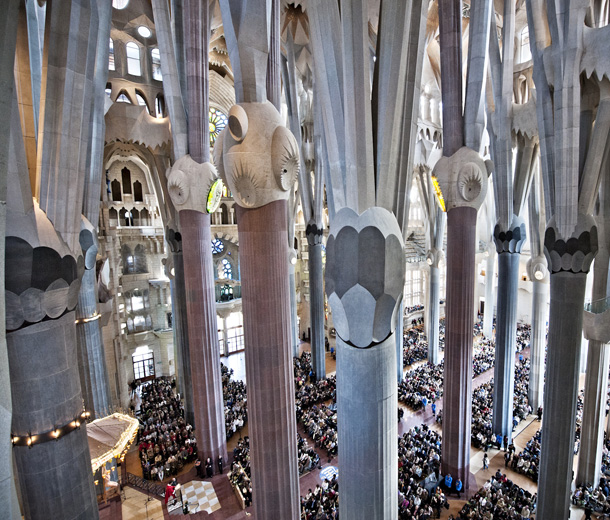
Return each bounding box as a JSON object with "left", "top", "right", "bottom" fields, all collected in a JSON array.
[
  {"left": 209, "top": 108, "right": 228, "bottom": 147},
  {"left": 212, "top": 238, "right": 224, "bottom": 254}
]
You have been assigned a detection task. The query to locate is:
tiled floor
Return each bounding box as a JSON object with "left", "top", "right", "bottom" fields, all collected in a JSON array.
[{"left": 179, "top": 480, "right": 221, "bottom": 515}]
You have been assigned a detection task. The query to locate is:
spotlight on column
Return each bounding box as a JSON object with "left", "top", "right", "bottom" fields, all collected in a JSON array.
[
  {"left": 289, "top": 250, "right": 297, "bottom": 265},
  {"left": 534, "top": 270, "right": 544, "bottom": 281}
]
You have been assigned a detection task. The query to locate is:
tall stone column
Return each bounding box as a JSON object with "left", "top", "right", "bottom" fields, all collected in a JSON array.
[
  {"left": 289, "top": 263, "right": 299, "bottom": 358},
  {"left": 527, "top": 255, "right": 549, "bottom": 412},
  {"left": 75, "top": 223, "right": 111, "bottom": 418},
  {"left": 214, "top": 101, "right": 302, "bottom": 519},
  {"left": 326, "top": 207, "right": 405, "bottom": 520},
  {"left": 483, "top": 248, "right": 495, "bottom": 338},
  {"left": 434, "top": 147, "right": 491, "bottom": 486},
  {"left": 396, "top": 301, "right": 404, "bottom": 382},
  {"left": 492, "top": 217, "right": 526, "bottom": 443},
  {"left": 537, "top": 217, "right": 598, "bottom": 519},
  {"left": 166, "top": 228, "right": 194, "bottom": 427},
  {"left": 427, "top": 248, "right": 443, "bottom": 365},
  {"left": 307, "top": 221, "right": 326, "bottom": 380}
]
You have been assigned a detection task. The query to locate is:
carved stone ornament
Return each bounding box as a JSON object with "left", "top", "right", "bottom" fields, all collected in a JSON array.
[
  {"left": 432, "top": 146, "right": 492, "bottom": 211},
  {"left": 167, "top": 155, "right": 223, "bottom": 214},
  {"left": 526, "top": 255, "right": 549, "bottom": 282},
  {"left": 5, "top": 204, "right": 84, "bottom": 331},
  {"left": 493, "top": 215, "right": 527, "bottom": 254},
  {"left": 80, "top": 216, "right": 98, "bottom": 271},
  {"left": 306, "top": 219, "right": 324, "bottom": 246},
  {"left": 213, "top": 101, "right": 300, "bottom": 209},
  {"left": 325, "top": 207, "right": 405, "bottom": 349},
  {"left": 426, "top": 248, "right": 444, "bottom": 268},
  {"left": 544, "top": 214, "right": 598, "bottom": 274}
]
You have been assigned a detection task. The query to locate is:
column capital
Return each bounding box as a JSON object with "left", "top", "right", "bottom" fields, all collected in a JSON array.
[
  {"left": 544, "top": 214, "right": 598, "bottom": 274},
  {"left": 426, "top": 247, "right": 444, "bottom": 268},
  {"left": 165, "top": 224, "right": 183, "bottom": 253},
  {"left": 493, "top": 215, "right": 527, "bottom": 254},
  {"left": 526, "top": 255, "right": 550, "bottom": 283},
  {"left": 325, "top": 207, "right": 405, "bottom": 348},
  {"left": 168, "top": 155, "right": 224, "bottom": 215},
  {"left": 432, "top": 146, "right": 492, "bottom": 211},
  {"left": 306, "top": 219, "right": 324, "bottom": 245},
  {"left": 213, "top": 101, "right": 300, "bottom": 209}
]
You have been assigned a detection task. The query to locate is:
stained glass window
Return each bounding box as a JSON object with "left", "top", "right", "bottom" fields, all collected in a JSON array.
[
  {"left": 212, "top": 238, "right": 224, "bottom": 254},
  {"left": 209, "top": 108, "right": 228, "bottom": 147},
  {"left": 220, "top": 259, "right": 232, "bottom": 279}
]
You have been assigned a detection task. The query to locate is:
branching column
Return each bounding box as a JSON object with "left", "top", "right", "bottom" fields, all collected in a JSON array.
[
  {"left": 538, "top": 218, "right": 598, "bottom": 519},
  {"left": 492, "top": 217, "right": 526, "bottom": 443},
  {"left": 307, "top": 222, "right": 326, "bottom": 380},
  {"left": 326, "top": 207, "right": 405, "bottom": 520},
  {"left": 427, "top": 248, "right": 443, "bottom": 365}
]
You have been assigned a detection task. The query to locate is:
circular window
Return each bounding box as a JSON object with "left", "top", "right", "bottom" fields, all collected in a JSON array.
[
  {"left": 209, "top": 108, "right": 228, "bottom": 147},
  {"left": 138, "top": 26, "right": 152, "bottom": 38}
]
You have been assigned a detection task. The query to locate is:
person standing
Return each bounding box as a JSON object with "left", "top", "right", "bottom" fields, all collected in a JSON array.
[
  {"left": 455, "top": 478, "right": 463, "bottom": 499},
  {"left": 431, "top": 402, "right": 437, "bottom": 417},
  {"left": 483, "top": 453, "right": 489, "bottom": 470},
  {"left": 205, "top": 457, "right": 213, "bottom": 478}
]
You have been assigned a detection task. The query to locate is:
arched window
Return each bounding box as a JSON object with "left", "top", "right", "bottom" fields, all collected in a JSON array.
[
  {"left": 121, "top": 167, "right": 132, "bottom": 194},
  {"left": 141, "top": 207, "right": 150, "bottom": 226},
  {"left": 219, "top": 258, "right": 233, "bottom": 279},
  {"left": 155, "top": 95, "right": 165, "bottom": 118},
  {"left": 111, "top": 179, "right": 122, "bottom": 201},
  {"left": 220, "top": 203, "right": 229, "bottom": 224},
  {"left": 134, "top": 244, "right": 148, "bottom": 272},
  {"left": 116, "top": 91, "right": 131, "bottom": 103},
  {"left": 126, "top": 42, "right": 141, "bottom": 76},
  {"left": 109, "top": 207, "right": 118, "bottom": 225},
  {"left": 133, "top": 180, "right": 143, "bottom": 202},
  {"left": 105, "top": 83, "right": 112, "bottom": 97},
  {"left": 109, "top": 39, "right": 115, "bottom": 70},
  {"left": 132, "top": 208, "right": 140, "bottom": 226},
  {"left": 119, "top": 208, "right": 132, "bottom": 226},
  {"left": 209, "top": 108, "right": 228, "bottom": 147},
  {"left": 519, "top": 27, "right": 531, "bottom": 63},
  {"left": 135, "top": 91, "right": 149, "bottom": 113},
  {"left": 151, "top": 48, "right": 162, "bottom": 81}
]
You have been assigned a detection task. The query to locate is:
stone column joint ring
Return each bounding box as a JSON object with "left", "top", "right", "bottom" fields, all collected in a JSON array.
[
  {"left": 493, "top": 215, "right": 527, "bottom": 254},
  {"left": 306, "top": 219, "right": 324, "bottom": 246},
  {"left": 544, "top": 214, "right": 598, "bottom": 274},
  {"left": 325, "top": 207, "right": 405, "bottom": 349}
]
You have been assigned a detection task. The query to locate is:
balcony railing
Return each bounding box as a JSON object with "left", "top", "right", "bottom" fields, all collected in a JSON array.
[{"left": 584, "top": 296, "right": 610, "bottom": 314}]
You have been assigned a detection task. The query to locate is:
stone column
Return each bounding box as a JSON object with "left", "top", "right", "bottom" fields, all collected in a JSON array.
[
  {"left": 434, "top": 147, "right": 491, "bottom": 487},
  {"left": 492, "top": 217, "right": 526, "bottom": 443},
  {"left": 237, "top": 201, "right": 300, "bottom": 519},
  {"left": 166, "top": 227, "right": 194, "bottom": 427},
  {"left": 537, "top": 217, "right": 598, "bottom": 519},
  {"left": 180, "top": 209, "right": 227, "bottom": 466},
  {"left": 75, "top": 224, "right": 111, "bottom": 418},
  {"left": 168, "top": 157, "right": 229, "bottom": 469},
  {"left": 527, "top": 256, "right": 549, "bottom": 412},
  {"left": 214, "top": 101, "right": 302, "bottom": 519},
  {"left": 289, "top": 263, "right": 299, "bottom": 358},
  {"left": 427, "top": 249, "right": 443, "bottom": 365},
  {"left": 396, "top": 301, "right": 404, "bottom": 382},
  {"left": 483, "top": 249, "right": 495, "bottom": 338},
  {"left": 326, "top": 207, "right": 405, "bottom": 520},
  {"left": 307, "top": 222, "right": 326, "bottom": 380},
  {"left": 8, "top": 313, "right": 98, "bottom": 520}
]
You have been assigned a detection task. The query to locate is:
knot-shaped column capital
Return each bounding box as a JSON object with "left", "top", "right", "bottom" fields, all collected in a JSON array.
[
  {"left": 5, "top": 204, "right": 84, "bottom": 331},
  {"left": 306, "top": 219, "right": 324, "bottom": 246},
  {"left": 325, "top": 207, "right": 405, "bottom": 349},
  {"left": 544, "top": 214, "right": 598, "bottom": 274},
  {"left": 432, "top": 146, "right": 493, "bottom": 211},
  {"left": 214, "top": 101, "right": 300, "bottom": 209},
  {"left": 426, "top": 247, "right": 444, "bottom": 268},
  {"left": 494, "top": 215, "right": 527, "bottom": 254},
  {"left": 527, "top": 255, "right": 550, "bottom": 283},
  {"left": 167, "top": 155, "right": 224, "bottom": 215}
]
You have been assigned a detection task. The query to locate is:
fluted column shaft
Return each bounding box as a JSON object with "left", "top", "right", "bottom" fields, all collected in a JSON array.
[
  {"left": 577, "top": 339, "right": 610, "bottom": 487},
  {"left": 337, "top": 335, "right": 398, "bottom": 520},
  {"left": 289, "top": 265, "right": 299, "bottom": 358},
  {"left": 236, "top": 201, "right": 300, "bottom": 520},
  {"left": 441, "top": 206, "right": 476, "bottom": 486},
  {"left": 483, "top": 252, "right": 495, "bottom": 338},
  {"left": 308, "top": 242, "right": 325, "bottom": 380},
  {"left": 8, "top": 313, "right": 98, "bottom": 520},
  {"left": 181, "top": 210, "right": 227, "bottom": 467},
  {"left": 538, "top": 271, "right": 587, "bottom": 519},
  {"left": 171, "top": 251, "right": 194, "bottom": 427},
  {"left": 528, "top": 278, "right": 548, "bottom": 411},
  {"left": 396, "top": 301, "right": 404, "bottom": 382},
  {"left": 428, "top": 265, "right": 441, "bottom": 365},
  {"left": 492, "top": 252, "right": 519, "bottom": 442},
  {"left": 75, "top": 267, "right": 111, "bottom": 418}
]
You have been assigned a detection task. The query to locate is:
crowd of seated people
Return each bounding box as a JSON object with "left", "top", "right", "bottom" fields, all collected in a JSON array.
[
  {"left": 403, "top": 328, "right": 430, "bottom": 367},
  {"left": 512, "top": 429, "right": 540, "bottom": 483},
  {"left": 516, "top": 323, "right": 531, "bottom": 352},
  {"left": 398, "top": 339, "right": 498, "bottom": 412},
  {"left": 222, "top": 364, "right": 247, "bottom": 440},
  {"left": 294, "top": 353, "right": 336, "bottom": 408},
  {"left": 136, "top": 378, "right": 197, "bottom": 481},
  {"left": 298, "top": 404, "right": 338, "bottom": 460},
  {"left": 398, "top": 425, "right": 448, "bottom": 519},
  {"left": 298, "top": 433, "right": 321, "bottom": 475},
  {"left": 572, "top": 478, "right": 610, "bottom": 516},
  {"left": 457, "top": 471, "right": 536, "bottom": 520},
  {"left": 228, "top": 437, "right": 252, "bottom": 508},
  {"left": 300, "top": 477, "right": 339, "bottom": 520}
]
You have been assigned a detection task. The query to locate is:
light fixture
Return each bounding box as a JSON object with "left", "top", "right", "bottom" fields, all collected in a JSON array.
[
  {"left": 534, "top": 270, "right": 544, "bottom": 281},
  {"left": 137, "top": 26, "right": 152, "bottom": 38},
  {"left": 431, "top": 176, "right": 446, "bottom": 212}
]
